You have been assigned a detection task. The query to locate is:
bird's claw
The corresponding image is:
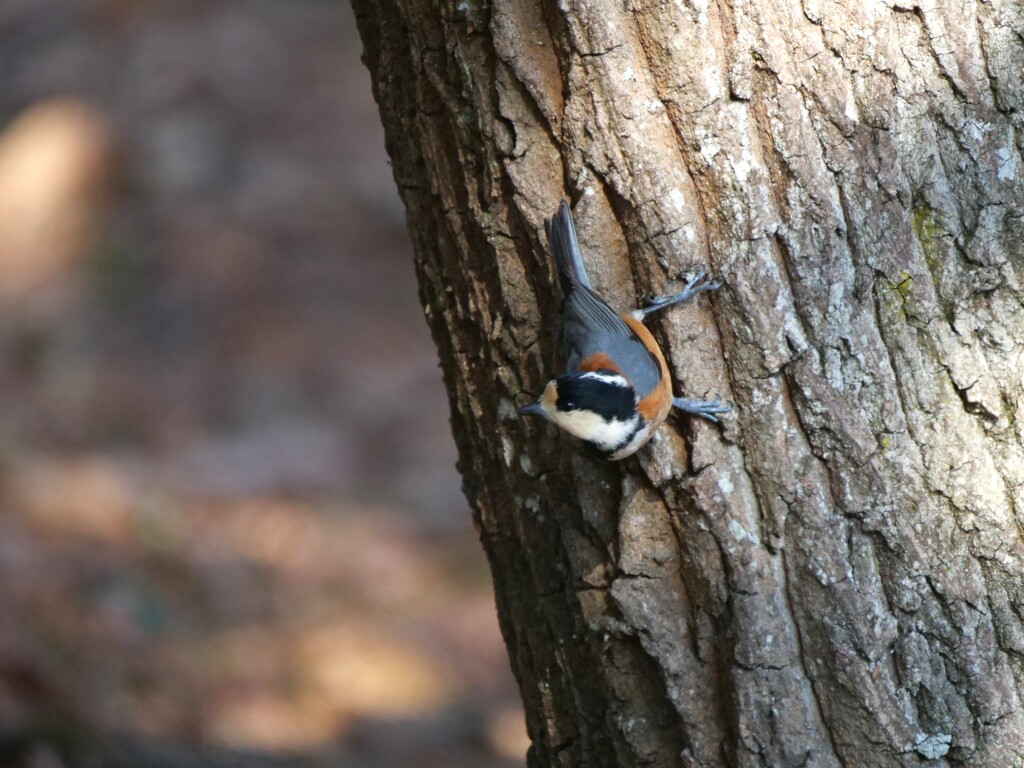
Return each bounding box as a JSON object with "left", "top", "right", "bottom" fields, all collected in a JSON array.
[
  {"left": 640, "top": 266, "right": 722, "bottom": 317},
  {"left": 672, "top": 396, "right": 732, "bottom": 424}
]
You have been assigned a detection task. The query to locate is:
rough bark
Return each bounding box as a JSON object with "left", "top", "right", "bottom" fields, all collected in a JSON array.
[{"left": 351, "top": 1, "right": 1024, "bottom": 765}]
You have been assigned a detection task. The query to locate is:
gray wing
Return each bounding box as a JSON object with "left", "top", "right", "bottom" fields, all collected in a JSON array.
[
  {"left": 563, "top": 281, "right": 633, "bottom": 338},
  {"left": 562, "top": 288, "right": 663, "bottom": 400}
]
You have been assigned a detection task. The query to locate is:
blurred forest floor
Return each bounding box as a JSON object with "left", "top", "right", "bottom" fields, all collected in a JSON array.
[{"left": 0, "top": 1, "right": 523, "bottom": 766}]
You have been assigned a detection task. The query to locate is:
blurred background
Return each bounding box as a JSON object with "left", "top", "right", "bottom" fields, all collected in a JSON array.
[{"left": 0, "top": 1, "right": 524, "bottom": 766}]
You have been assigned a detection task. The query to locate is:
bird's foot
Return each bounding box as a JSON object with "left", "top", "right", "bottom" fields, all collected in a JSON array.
[
  {"left": 638, "top": 266, "right": 722, "bottom": 318},
  {"left": 672, "top": 396, "right": 732, "bottom": 424}
]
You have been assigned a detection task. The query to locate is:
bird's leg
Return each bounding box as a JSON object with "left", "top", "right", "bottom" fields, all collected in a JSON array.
[
  {"left": 672, "top": 396, "right": 731, "bottom": 424},
  {"left": 637, "top": 266, "right": 721, "bottom": 318},
  {"left": 640, "top": 266, "right": 731, "bottom": 423}
]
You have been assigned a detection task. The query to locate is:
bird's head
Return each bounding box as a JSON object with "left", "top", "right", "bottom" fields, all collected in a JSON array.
[{"left": 517, "top": 370, "right": 641, "bottom": 455}]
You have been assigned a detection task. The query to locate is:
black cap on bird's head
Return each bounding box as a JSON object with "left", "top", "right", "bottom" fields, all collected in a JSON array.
[
  {"left": 517, "top": 369, "right": 641, "bottom": 455},
  {"left": 550, "top": 370, "right": 636, "bottom": 420}
]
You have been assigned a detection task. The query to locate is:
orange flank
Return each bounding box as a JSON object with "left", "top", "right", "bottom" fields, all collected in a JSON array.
[{"left": 620, "top": 312, "right": 673, "bottom": 424}]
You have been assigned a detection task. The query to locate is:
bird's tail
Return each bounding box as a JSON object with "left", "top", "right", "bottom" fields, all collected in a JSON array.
[{"left": 544, "top": 201, "right": 592, "bottom": 294}]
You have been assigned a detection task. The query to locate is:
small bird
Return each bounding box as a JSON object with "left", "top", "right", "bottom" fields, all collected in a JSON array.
[{"left": 517, "top": 202, "right": 730, "bottom": 460}]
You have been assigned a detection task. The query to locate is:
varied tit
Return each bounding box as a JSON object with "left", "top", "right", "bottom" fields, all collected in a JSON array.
[{"left": 517, "top": 201, "right": 730, "bottom": 460}]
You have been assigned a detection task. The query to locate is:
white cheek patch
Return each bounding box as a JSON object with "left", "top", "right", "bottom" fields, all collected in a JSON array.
[{"left": 551, "top": 409, "right": 639, "bottom": 452}]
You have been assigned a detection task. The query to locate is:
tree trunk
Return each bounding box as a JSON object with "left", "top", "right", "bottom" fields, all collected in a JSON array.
[{"left": 351, "top": 1, "right": 1024, "bottom": 765}]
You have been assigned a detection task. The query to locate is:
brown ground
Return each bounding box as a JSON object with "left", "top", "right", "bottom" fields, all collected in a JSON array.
[{"left": 0, "top": 2, "right": 523, "bottom": 766}]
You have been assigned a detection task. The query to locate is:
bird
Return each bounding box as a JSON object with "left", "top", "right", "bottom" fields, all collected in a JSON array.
[{"left": 516, "top": 201, "right": 730, "bottom": 460}]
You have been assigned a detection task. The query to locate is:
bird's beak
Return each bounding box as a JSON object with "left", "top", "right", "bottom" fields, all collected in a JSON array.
[{"left": 516, "top": 401, "right": 546, "bottom": 418}]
